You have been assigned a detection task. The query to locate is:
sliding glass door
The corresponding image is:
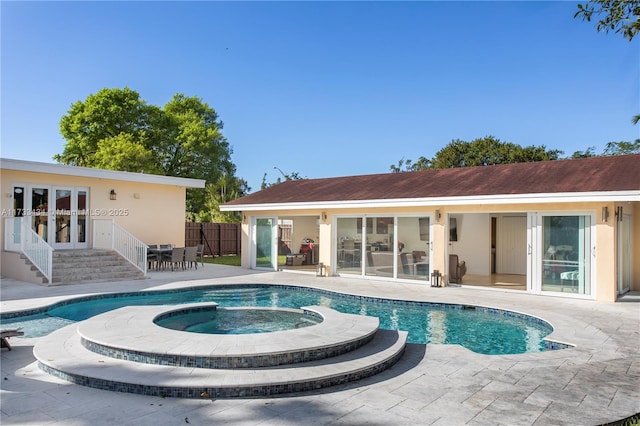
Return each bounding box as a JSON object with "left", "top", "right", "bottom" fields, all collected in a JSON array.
[
  {"left": 336, "top": 217, "right": 361, "bottom": 275},
  {"left": 254, "top": 217, "right": 276, "bottom": 269},
  {"left": 335, "top": 215, "right": 432, "bottom": 281},
  {"left": 530, "top": 213, "right": 593, "bottom": 296}
]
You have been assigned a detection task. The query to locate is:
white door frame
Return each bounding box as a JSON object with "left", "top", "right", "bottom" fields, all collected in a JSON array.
[
  {"left": 528, "top": 211, "right": 595, "bottom": 298},
  {"left": 617, "top": 213, "right": 632, "bottom": 295},
  {"left": 250, "top": 216, "right": 278, "bottom": 270},
  {"left": 9, "top": 183, "right": 91, "bottom": 250}
]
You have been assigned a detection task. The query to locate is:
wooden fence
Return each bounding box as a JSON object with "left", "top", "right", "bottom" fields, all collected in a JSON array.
[
  {"left": 278, "top": 223, "right": 292, "bottom": 253},
  {"left": 185, "top": 222, "right": 241, "bottom": 256}
]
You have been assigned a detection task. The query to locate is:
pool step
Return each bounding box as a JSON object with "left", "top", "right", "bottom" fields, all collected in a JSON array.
[
  {"left": 34, "top": 305, "right": 407, "bottom": 398},
  {"left": 76, "top": 304, "right": 381, "bottom": 368}
]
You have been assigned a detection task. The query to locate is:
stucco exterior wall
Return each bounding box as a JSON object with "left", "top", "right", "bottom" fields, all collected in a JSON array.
[
  {"left": 1, "top": 169, "right": 188, "bottom": 249},
  {"left": 239, "top": 200, "right": 635, "bottom": 302}
]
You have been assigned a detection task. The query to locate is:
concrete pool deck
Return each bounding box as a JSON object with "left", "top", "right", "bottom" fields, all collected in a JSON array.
[{"left": 1, "top": 265, "right": 639, "bottom": 425}]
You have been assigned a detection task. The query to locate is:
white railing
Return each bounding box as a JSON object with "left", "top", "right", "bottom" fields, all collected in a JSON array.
[
  {"left": 4, "top": 217, "right": 53, "bottom": 283},
  {"left": 92, "top": 219, "right": 147, "bottom": 275}
]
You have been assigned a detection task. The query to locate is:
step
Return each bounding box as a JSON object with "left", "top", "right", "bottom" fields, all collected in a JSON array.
[
  {"left": 34, "top": 306, "right": 407, "bottom": 398},
  {"left": 53, "top": 259, "right": 124, "bottom": 266},
  {"left": 53, "top": 249, "right": 118, "bottom": 258},
  {"left": 50, "top": 271, "right": 144, "bottom": 284},
  {"left": 52, "top": 265, "right": 137, "bottom": 275},
  {"left": 77, "top": 304, "right": 380, "bottom": 368}
]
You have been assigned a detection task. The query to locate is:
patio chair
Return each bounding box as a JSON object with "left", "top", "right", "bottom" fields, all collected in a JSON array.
[
  {"left": 159, "top": 244, "right": 173, "bottom": 270},
  {"left": 341, "top": 240, "right": 359, "bottom": 267},
  {"left": 412, "top": 251, "right": 427, "bottom": 262},
  {"left": 412, "top": 251, "right": 429, "bottom": 275},
  {"left": 184, "top": 246, "right": 198, "bottom": 270},
  {"left": 449, "top": 254, "right": 467, "bottom": 284},
  {"left": 400, "top": 252, "right": 413, "bottom": 275},
  {"left": 147, "top": 244, "right": 159, "bottom": 270},
  {"left": 196, "top": 244, "right": 205, "bottom": 267},
  {"left": 168, "top": 247, "right": 185, "bottom": 271},
  {"left": 1, "top": 329, "right": 24, "bottom": 351}
]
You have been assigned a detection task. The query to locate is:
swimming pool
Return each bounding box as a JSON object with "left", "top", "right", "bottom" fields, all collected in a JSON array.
[{"left": 1, "top": 284, "right": 557, "bottom": 355}]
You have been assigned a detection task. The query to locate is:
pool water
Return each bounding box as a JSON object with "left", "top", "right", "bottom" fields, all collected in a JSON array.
[
  {"left": 155, "top": 307, "right": 322, "bottom": 334},
  {"left": 1, "top": 285, "right": 554, "bottom": 355}
]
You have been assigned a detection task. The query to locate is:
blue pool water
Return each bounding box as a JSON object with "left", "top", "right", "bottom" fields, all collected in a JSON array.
[
  {"left": 0, "top": 284, "right": 554, "bottom": 355},
  {"left": 155, "top": 307, "right": 323, "bottom": 334}
]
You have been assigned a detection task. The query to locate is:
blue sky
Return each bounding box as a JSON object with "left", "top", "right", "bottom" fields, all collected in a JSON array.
[{"left": 2, "top": 1, "right": 638, "bottom": 192}]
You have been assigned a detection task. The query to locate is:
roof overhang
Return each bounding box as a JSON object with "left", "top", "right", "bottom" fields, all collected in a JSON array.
[
  {"left": 0, "top": 158, "right": 206, "bottom": 188},
  {"left": 220, "top": 190, "right": 640, "bottom": 212}
]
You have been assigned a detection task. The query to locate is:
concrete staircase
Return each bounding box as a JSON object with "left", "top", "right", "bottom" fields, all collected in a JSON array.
[{"left": 32, "top": 249, "right": 145, "bottom": 285}]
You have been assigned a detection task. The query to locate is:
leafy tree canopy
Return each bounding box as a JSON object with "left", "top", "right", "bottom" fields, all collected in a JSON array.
[
  {"left": 570, "top": 139, "right": 640, "bottom": 157},
  {"left": 260, "top": 167, "right": 306, "bottom": 189},
  {"left": 54, "top": 87, "right": 247, "bottom": 220},
  {"left": 575, "top": 0, "right": 640, "bottom": 42},
  {"left": 391, "top": 136, "right": 562, "bottom": 172}
]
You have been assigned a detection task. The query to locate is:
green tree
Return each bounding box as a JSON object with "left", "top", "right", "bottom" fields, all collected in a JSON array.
[
  {"left": 570, "top": 146, "right": 597, "bottom": 158},
  {"left": 602, "top": 139, "right": 640, "bottom": 155},
  {"left": 392, "top": 136, "right": 562, "bottom": 172},
  {"left": 574, "top": 2, "right": 639, "bottom": 130},
  {"left": 193, "top": 174, "right": 247, "bottom": 223},
  {"left": 572, "top": 139, "right": 640, "bottom": 157},
  {"left": 55, "top": 87, "right": 247, "bottom": 219},
  {"left": 260, "top": 167, "right": 305, "bottom": 189},
  {"left": 390, "top": 158, "right": 416, "bottom": 173},
  {"left": 55, "top": 87, "right": 160, "bottom": 171},
  {"left": 575, "top": 0, "right": 640, "bottom": 42}
]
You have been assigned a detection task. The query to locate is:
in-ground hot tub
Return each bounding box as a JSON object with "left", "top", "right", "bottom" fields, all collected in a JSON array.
[{"left": 154, "top": 305, "right": 323, "bottom": 334}]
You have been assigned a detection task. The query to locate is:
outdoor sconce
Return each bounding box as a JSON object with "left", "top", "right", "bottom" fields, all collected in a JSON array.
[
  {"left": 602, "top": 206, "right": 609, "bottom": 223},
  {"left": 615, "top": 206, "right": 623, "bottom": 222},
  {"left": 109, "top": 189, "right": 117, "bottom": 201},
  {"left": 133, "top": 193, "right": 141, "bottom": 199},
  {"left": 321, "top": 212, "right": 327, "bottom": 222},
  {"left": 435, "top": 210, "right": 441, "bottom": 223}
]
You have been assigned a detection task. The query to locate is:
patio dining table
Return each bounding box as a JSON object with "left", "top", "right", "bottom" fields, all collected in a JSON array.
[{"left": 147, "top": 246, "right": 173, "bottom": 270}]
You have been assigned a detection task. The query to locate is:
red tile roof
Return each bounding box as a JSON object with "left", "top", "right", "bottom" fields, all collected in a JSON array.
[{"left": 224, "top": 154, "right": 640, "bottom": 206}]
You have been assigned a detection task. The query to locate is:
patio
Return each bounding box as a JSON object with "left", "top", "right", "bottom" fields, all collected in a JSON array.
[{"left": 1, "top": 266, "right": 639, "bottom": 425}]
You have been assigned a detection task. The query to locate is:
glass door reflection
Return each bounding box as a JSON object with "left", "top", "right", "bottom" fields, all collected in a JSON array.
[{"left": 255, "top": 218, "right": 275, "bottom": 269}]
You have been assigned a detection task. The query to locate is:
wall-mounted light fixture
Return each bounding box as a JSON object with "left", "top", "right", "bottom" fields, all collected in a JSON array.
[
  {"left": 321, "top": 212, "right": 327, "bottom": 222},
  {"left": 602, "top": 206, "right": 609, "bottom": 223},
  {"left": 109, "top": 189, "right": 117, "bottom": 201},
  {"left": 133, "top": 193, "right": 141, "bottom": 199},
  {"left": 615, "top": 206, "right": 623, "bottom": 222},
  {"left": 435, "top": 209, "right": 441, "bottom": 223}
]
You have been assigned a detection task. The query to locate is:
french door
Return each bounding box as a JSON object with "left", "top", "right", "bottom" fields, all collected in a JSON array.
[
  {"left": 51, "top": 186, "right": 89, "bottom": 249},
  {"left": 9, "top": 184, "right": 89, "bottom": 250},
  {"left": 528, "top": 213, "right": 594, "bottom": 297}
]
